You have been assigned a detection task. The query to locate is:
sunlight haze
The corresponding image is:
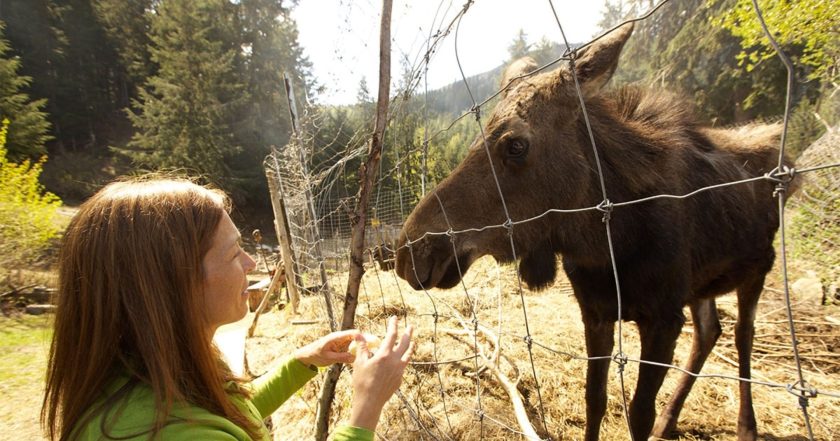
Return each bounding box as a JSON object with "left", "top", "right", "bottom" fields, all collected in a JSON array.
[{"left": 293, "top": 0, "right": 607, "bottom": 105}]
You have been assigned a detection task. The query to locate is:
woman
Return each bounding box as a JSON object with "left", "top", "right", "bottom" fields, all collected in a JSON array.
[{"left": 41, "top": 177, "right": 414, "bottom": 440}]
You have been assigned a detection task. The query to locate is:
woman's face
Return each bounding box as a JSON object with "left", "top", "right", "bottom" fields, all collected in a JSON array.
[{"left": 201, "top": 211, "right": 257, "bottom": 332}]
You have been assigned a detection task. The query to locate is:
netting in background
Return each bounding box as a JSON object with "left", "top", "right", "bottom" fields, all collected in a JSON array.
[{"left": 264, "top": 127, "right": 418, "bottom": 295}]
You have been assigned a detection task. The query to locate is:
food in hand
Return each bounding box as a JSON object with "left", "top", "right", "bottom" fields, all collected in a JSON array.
[{"left": 348, "top": 333, "right": 381, "bottom": 359}]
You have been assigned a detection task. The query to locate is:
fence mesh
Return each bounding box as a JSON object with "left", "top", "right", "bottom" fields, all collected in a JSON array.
[{"left": 262, "top": 1, "right": 840, "bottom": 439}]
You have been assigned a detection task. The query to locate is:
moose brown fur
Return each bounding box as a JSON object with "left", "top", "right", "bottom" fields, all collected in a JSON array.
[{"left": 395, "top": 23, "right": 795, "bottom": 441}]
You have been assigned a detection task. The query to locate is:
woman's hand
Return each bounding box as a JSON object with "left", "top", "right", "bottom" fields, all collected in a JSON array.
[
  {"left": 293, "top": 329, "right": 360, "bottom": 367},
  {"left": 348, "top": 316, "right": 414, "bottom": 431}
]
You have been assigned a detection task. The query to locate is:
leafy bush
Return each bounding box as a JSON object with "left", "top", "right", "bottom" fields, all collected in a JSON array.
[
  {"left": 0, "top": 119, "right": 62, "bottom": 268},
  {"left": 788, "top": 119, "right": 839, "bottom": 288}
]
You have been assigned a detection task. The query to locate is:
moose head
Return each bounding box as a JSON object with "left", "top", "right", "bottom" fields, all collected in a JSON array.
[{"left": 395, "top": 24, "right": 634, "bottom": 291}]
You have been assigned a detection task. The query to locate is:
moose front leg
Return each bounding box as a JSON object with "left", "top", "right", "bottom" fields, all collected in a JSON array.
[
  {"left": 630, "top": 316, "right": 683, "bottom": 440},
  {"left": 583, "top": 318, "right": 615, "bottom": 441}
]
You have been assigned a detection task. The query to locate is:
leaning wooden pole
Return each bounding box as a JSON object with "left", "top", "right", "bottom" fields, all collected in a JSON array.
[{"left": 314, "top": 0, "right": 392, "bottom": 439}]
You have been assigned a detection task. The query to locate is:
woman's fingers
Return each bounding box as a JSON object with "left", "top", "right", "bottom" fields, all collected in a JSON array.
[
  {"left": 401, "top": 341, "right": 415, "bottom": 363},
  {"left": 380, "top": 316, "right": 399, "bottom": 354},
  {"left": 326, "top": 350, "right": 355, "bottom": 364},
  {"left": 396, "top": 325, "right": 413, "bottom": 356},
  {"left": 327, "top": 329, "right": 360, "bottom": 349},
  {"left": 353, "top": 334, "right": 371, "bottom": 362}
]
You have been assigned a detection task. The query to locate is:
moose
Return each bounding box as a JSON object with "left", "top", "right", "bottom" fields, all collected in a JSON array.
[
  {"left": 395, "top": 23, "right": 795, "bottom": 441},
  {"left": 370, "top": 243, "right": 396, "bottom": 271}
]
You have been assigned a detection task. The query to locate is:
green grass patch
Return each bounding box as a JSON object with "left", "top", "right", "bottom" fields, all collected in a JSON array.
[
  {"left": 0, "top": 314, "right": 52, "bottom": 388},
  {"left": 0, "top": 314, "right": 52, "bottom": 439}
]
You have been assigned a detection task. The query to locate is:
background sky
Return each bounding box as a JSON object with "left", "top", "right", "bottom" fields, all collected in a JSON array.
[{"left": 293, "top": 0, "right": 607, "bottom": 105}]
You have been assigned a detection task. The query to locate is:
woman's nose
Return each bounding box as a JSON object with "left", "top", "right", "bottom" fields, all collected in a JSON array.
[{"left": 244, "top": 252, "right": 257, "bottom": 272}]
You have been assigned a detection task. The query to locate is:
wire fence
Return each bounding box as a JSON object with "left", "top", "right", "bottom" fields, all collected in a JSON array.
[{"left": 266, "top": 0, "right": 840, "bottom": 439}]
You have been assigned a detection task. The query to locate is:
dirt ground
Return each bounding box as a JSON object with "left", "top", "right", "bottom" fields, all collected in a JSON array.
[
  {"left": 3, "top": 258, "right": 836, "bottom": 440},
  {"left": 248, "top": 257, "right": 840, "bottom": 440}
]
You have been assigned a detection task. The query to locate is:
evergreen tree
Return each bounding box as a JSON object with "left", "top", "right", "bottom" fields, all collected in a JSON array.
[
  {"left": 507, "top": 29, "right": 530, "bottom": 61},
  {"left": 57, "top": 0, "right": 126, "bottom": 151},
  {"left": 0, "top": 23, "right": 52, "bottom": 160},
  {"left": 1, "top": 0, "right": 131, "bottom": 154},
  {"left": 531, "top": 37, "right": 559, "bottom": 67},
  {"left": 0, "top": 0, "right": 67, "bottom": 151},
  {"left": 355, "top": 77, "right": 376, "bottom": 127},
  {"left": 602, "top": 0, "right": 789, "bottom": 124},
  {"left": 126, "top": 0, "right": 247, "bottom": 181},
  {"left": 91, "top": 0, "right": 154, "bottom": 108},
  {"left": 232, "top": 0, "right": 314, "bottom": 201},
  {"left": 598, "top": 0, "right": 631, "bottom": 30}
]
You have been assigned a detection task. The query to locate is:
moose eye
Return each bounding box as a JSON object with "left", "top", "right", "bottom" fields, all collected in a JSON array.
[{"left": 507, "top": 139, "right": 529, "bottom": 158}]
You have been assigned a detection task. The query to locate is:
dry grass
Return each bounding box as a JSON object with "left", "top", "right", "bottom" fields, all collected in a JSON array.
[
  {"left": 248, "top": 257, "right": 840, "bottom": 440},
  {"left": 0, "top": 314, "right": 53, "bottom": 441}
]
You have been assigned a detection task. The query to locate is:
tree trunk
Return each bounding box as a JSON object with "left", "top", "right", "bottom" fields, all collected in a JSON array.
[{"left": 313, "top": 1, "right": 392, "bottom": 439}]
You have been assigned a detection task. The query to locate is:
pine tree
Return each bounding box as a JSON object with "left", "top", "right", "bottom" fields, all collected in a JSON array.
[
  {"left": 507, "top": 29, "right": 530, "bottom": 61},
  {"left": 0, "top": 23, "right": 52, "bottom": 160},
  {"left": 1, "top": 0, "right": 130, "bottom": 154},
  {"left": 232, "top": 0, "right": 314, "bottom": 198},
  {"left": 600, "top": 0, "right": 790, "bottom": 125},
  {"left": 126, "top": 0, "right": 247, "bottom": 180},
  {"left": 91, "top": 0, "right": 154, "bottom": 108}
]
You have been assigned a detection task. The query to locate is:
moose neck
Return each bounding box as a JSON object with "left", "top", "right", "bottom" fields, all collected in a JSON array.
[{"left": 551, "top": 87, "right": 697, "bottom": 267}]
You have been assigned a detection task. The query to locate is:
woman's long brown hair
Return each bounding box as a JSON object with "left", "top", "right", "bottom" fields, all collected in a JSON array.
[{"left": 42, "top": 177, "right": 259, "bottom": 440}]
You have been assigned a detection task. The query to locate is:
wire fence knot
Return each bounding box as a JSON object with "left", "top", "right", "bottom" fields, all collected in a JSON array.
[
  {"left": 787, "top": 381, "right": 818, "bottom": 407},
  {"left": 596, "top": 199, "right": 614, "bottom": 223},
  {"left": 470, "top": 104, "right": 481, "bottom": 121},
  {"left": 523, "top": 334, "right": 533, "bottom": 349},
  {"left": 764, "top": 165, "right": 796, "bottom": 197},
  {"left": 612, "top": 352, "right": 628, "bottom": 373}
]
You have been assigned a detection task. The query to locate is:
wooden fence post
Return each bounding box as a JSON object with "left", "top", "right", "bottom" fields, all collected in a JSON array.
[{"left": 266, "top": 167, "right": 301, "bottom": 314}]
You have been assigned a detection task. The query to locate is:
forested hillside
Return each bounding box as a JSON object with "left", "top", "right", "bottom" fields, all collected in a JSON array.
[
  {"left": 0, "top": 0, "right": 836, "bottom": 216},
  {"left": 0, "top": 0, "right": 312, "bottom": 209}
]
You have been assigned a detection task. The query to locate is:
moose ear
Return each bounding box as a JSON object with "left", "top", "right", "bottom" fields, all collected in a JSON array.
[
  {"left": 500, "top": 57, "right": 538, "bottom": 98},
  {"left": 573, "top": 22, "right": 633, "bottom": 95}
]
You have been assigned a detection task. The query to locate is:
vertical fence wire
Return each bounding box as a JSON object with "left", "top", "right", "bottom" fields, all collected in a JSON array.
[
  {"left": 451, "top": 1, "right": 552, "bottom": 435},
  {"left": 750, "top": 0, "right": 816, "bottom": 438},
  {"left": 546, "top": 0, "right": 637, "bottom": 437}
]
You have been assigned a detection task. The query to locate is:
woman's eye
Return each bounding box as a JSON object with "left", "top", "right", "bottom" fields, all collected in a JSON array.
[{"left": 507, "top": 139, "right": 528, "bottom": 158}]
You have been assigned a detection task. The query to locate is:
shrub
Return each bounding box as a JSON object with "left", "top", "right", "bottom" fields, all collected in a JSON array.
[{"left": 0, "top": 119, "right": 62, "bottom": 268}]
